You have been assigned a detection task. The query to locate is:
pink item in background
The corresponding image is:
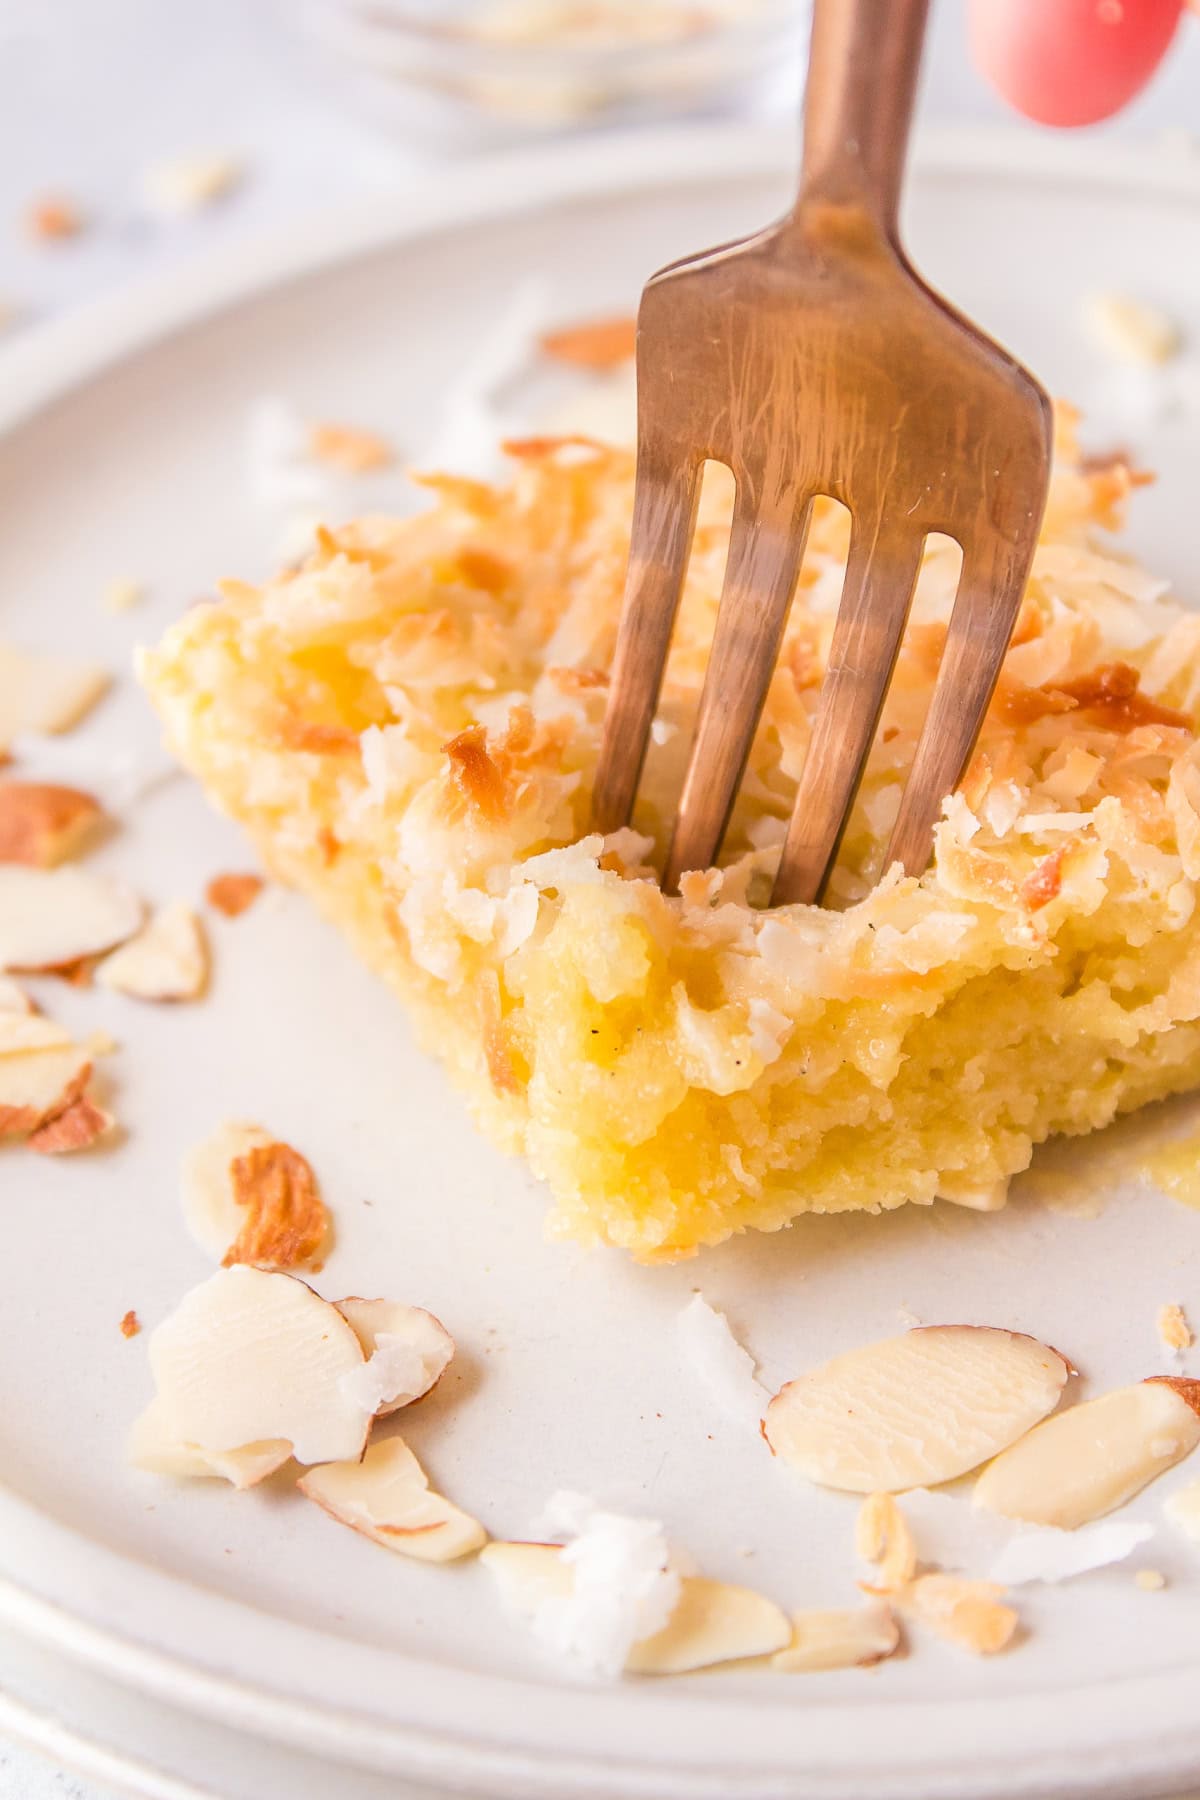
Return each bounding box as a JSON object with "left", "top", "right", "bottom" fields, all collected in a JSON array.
[{"left": 969, "top": 0, "right": 1186, "bottom": 126}]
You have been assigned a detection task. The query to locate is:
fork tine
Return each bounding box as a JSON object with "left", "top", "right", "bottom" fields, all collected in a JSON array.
[
  {"left": 885, "top": 526, "right": 1038, "bottom": 877},
  {"left": 592, "top": 439, "right": 702, "bottom": 835},
  {"left": 772, "top": 515, "right": 924, "bottom": 906},
  {"left": 664, "top": 488, "right": 811, "bottom": 890}
]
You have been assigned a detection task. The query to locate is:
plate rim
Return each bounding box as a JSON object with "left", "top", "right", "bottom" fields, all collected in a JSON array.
[{"left": 2, "top": 121, "right": 1199, "bottom": 1800}]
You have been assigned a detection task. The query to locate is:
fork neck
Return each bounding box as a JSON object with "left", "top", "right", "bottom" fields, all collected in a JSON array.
[{"left": 795, "top": 0, "right": 929, "bottom": 246}]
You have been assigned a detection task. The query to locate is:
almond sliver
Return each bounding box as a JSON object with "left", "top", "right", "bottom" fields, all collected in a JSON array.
[
  {"left": 181, "top": 1121, "right": 275, "bottom": 1259},
  {"left": 299, "top": 1436, "right": 486, "bottom": 1563},
  {"left": 0, "top": 783, "right": 104, "bottom": 867},
  {"left": 0, "top": 642, "right": 109, "bottom": 746},
  {"left": 96, "top": 901, "right": 207, "bottom": 1001},
  {"left": 772, "top": 1601, "right": 899, "bottom": 1673},
  {"left": 0, "top": 865, "right": 142, "bottom": 971},
  {"left": 763, "top": 1326, "right": 1070, "bottom": 1493},
  {"left": 973, "top": 1378, "right": 1200, "bottom": 1529},
  {"left": 624, "top": 1577, "right": 791, "bottom": 1675},
  {"left": 129, "top": 1397, "right": 290, "bottom": 1489}
]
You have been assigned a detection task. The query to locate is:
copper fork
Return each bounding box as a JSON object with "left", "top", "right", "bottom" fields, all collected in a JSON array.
[{"left": 592, "top": 0, "right": 1052, "bottom": 905}]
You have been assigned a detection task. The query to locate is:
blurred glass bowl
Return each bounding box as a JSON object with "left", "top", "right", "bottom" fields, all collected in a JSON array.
[{"left": 305, "top": 0, "right": 805, "bottom": 149}]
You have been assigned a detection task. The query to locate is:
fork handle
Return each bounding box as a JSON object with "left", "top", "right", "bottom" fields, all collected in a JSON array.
[{"left": 799, "top": 0, "right": 929, "bottom": 240}]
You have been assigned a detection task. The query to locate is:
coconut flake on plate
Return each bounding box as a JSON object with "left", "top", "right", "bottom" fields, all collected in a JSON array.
[
  {"left": 897, "top": 1487, "right": 1154, "bottom": 1586},
  {"left": 676, "top": 1291, "right": 768, "bottom": 1432},
  {"left": 336, "top": 1299, "right": 454, "bottom": 1415},
  {"left": 145, "top": 1265, "right": 371, "bottom": 1467},
  {"left": 96, "top": 901, "right": 207, "bottom": 1001},
  {"left": 1157, "top": 1302, "right": 1194, "bottom": 1358},
  {"left": 300, "top": 1436, "right": 486, "bottom": 1563}
]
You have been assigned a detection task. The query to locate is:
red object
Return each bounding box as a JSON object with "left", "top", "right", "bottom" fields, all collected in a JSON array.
[{"left": 969, "top": 0, "right": 1185, "bottom": 126}]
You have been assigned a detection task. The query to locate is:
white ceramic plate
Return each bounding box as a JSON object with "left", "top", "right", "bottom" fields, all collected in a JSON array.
[{"left": 1, "top": 128, "right": 1199, "bottom": 1800}]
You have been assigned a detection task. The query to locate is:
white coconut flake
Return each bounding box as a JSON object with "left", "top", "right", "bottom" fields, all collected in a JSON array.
[
  {"left": 337, "top": 1331, "right": 439, "bottom": 1415},
  {"left": 899, "top": 1488, "right": 1153, "bottom": 1585},
  {"left": 676, "top": 1292, "right": 768, "bottom": 1431},
  {"left": 523, "top": 1490, "right": 682, "bottom": 1679}
]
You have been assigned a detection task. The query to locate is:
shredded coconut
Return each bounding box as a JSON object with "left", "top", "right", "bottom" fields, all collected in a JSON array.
[
  {"left": 337, "top": 1331, "right": 441, "bottom": 1414},
  {"left": 900, "top": 1488, "right": 1153, "bottom": 1585},
  {"left": 521, "top": 1490, "right": 682, "bottom": 1678},
  {"left": 676, "top": 1292, "right": 768, "bottom": 1431}
]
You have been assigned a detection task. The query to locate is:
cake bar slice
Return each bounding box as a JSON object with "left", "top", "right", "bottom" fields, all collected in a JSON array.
[{"left": 142, "top": 420, "right": 1200, "bottom": 1258}]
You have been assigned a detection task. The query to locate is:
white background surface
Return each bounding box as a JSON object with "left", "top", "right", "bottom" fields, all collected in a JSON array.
[{"left": 0, "top": 6, "right": 1197, "bottom": 1799}]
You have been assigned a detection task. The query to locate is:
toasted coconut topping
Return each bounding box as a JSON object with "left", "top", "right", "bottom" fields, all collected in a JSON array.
[
  {"left": 896, "top": 1574, "right": 1018, "bottom": 1656},
  {"left": 309, "top": 422, "right": 394, "bottom": 473},
  {"left": 0, "top": 783, "right": 104, "bottom": 868},
  {"left": 205, "top": 872, "right": 264, "bottom": 917},
  {"left": 539, "top": 315, "right": 637, "bottom": 369},
  {"left": 224, "top": 1140, "right": 330, "bottom": 1273},
  {"left": 120, "top": 1310, "right": 140, "bottom": 1339}
]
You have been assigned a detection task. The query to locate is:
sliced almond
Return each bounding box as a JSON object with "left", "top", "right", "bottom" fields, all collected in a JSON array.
[
  {"left": 772, "top": 1601, "right": 900, "bottom": 1673},
  {"left": 148, "top": 1266, "right": 370, "bottom": 1466},
  {"left": 0, "top": 642, "right": 109, "bottom": 745},
  {"left": 1164, "top": 1480, "right": 1200, "bottom": 1543},
  {"left": 0, "top": 866, "right": 142, "bottom": 972},
  {"left": 479, "top": 1544, "right": 789, "bottom": 1674},
  {"left": 205, "top": 872, "right": 263, "bottom": 918},
  {"left": 225, "top": 1139, "right": 329, "bottom": 1272},
  {"left": 0, "top": 783, "right": 104, "bottom": 867},
  {"left": 336, "top": 1298, "right": 454, "bottom": 1414},
  {"left": 855, "top": 1492, "right": 917, "bottom": 1592},
  {"left": 625, "top": 1577, "right": 792, "bottom": 1675},
  {"left": 0, "top": 975, "right": 32, "bottom": 1012},
  {"left": 299, "top": 1436, "right": 485, "bottom": 1562},
  {"left": 896, "top": 1573, "right": 1018, "bottom": 1655},
  {"left": 180, "top": 1121, "right": 274, "bottom": 1258},
  {"left": 27, "top": 1082, "right": 112, "bottom": 1154},
  {"left": 763, "top": 1327, "right": 1070, "bottom": 1494},
  {"left": 129, "top": 1396, "right": 290, "bottom": 1488},
  {"left": 973, "top": 1379, "right": 1200, "bottom": 1529},
  {"left": 96, "top": 901, "right": 207, "bottom": 1001},
  {"left": 538, "top": 315, "right": 637, "bottom": 369},
  {"left": 0, "top": 1041, "right": 92, "bottom": 1139}
]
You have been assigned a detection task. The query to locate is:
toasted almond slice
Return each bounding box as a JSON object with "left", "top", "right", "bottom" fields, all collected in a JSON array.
[
  {"left": 479, "top": 1544, "right": 789, "bottom": 1674},
  {"left": 129, "top": 1397, "right": 290, "bottom": 1488},
  {"left": 0, "top": 1010, "right": 73, "bottom": 1055},
  {"left": 181, "top": 1120, "right": 275, "bottom": 1258},
  {"left": 0, "top": 783, "right": 104, "bottom": 868},
  {"left": 148, "top": 1266, "right": 370, "bottom": 1466},
  {"left": 27, "top": 1082, "right": 112, "bottom": 1154},
  {"left": 336, "top": 1299, "right": 454, "bottom": 1414},
  {"left": 772, "top": 1601, "right": 900, "bottom": 1673},
  {"left": 974, "top": 1379, "right": 1200, "bottom": 1529},
  {"left": 0, "top": 1043, "right": 91, "bottom": 1138},
  {"left": 226, "top": 1139, "right": 329, "bottom": 1272},
  {"left": 0, "top": 866, "right": 142, "bottom": 972},
  {"left": 1164, "top": 1480, "right": 1200, "bottom": 1543},
  {"left": 141, "top": 153, "right": 242, "bottom": 214},
  {"left": 539, "top": 315, "right": 637, "bottom": 369},
  {"left": 0, "top": 975, "right": 32, "bottom": 1012},
  {"left": 96, "top": 901, "right": 207, "bottom": 1001},
  {"left": 855, "top": 1492, "right": 918, "bottom": 1592},
  {"left": 763, "top": 1327, "right": 1070, "bottom": 1494},
  {"left": 0, "top": 642, "right": 109, "bottom": 744},
  {"left": 300, "top": 1436, "right": 486, "bottom": 1562},
  {"left": 205, "top": 872, "right": 263, "bottom": 918},
  {"left": 621, "top": 1577, "right": 792, "bottom": 1675},
  {"left": 896, "top": 1574, "right": 1018, "bottom": 1655}
]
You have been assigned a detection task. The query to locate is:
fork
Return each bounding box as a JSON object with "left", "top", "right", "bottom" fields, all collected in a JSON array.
[{"left": 592, "top": 0, "right": 1052, "bottom": 906}]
